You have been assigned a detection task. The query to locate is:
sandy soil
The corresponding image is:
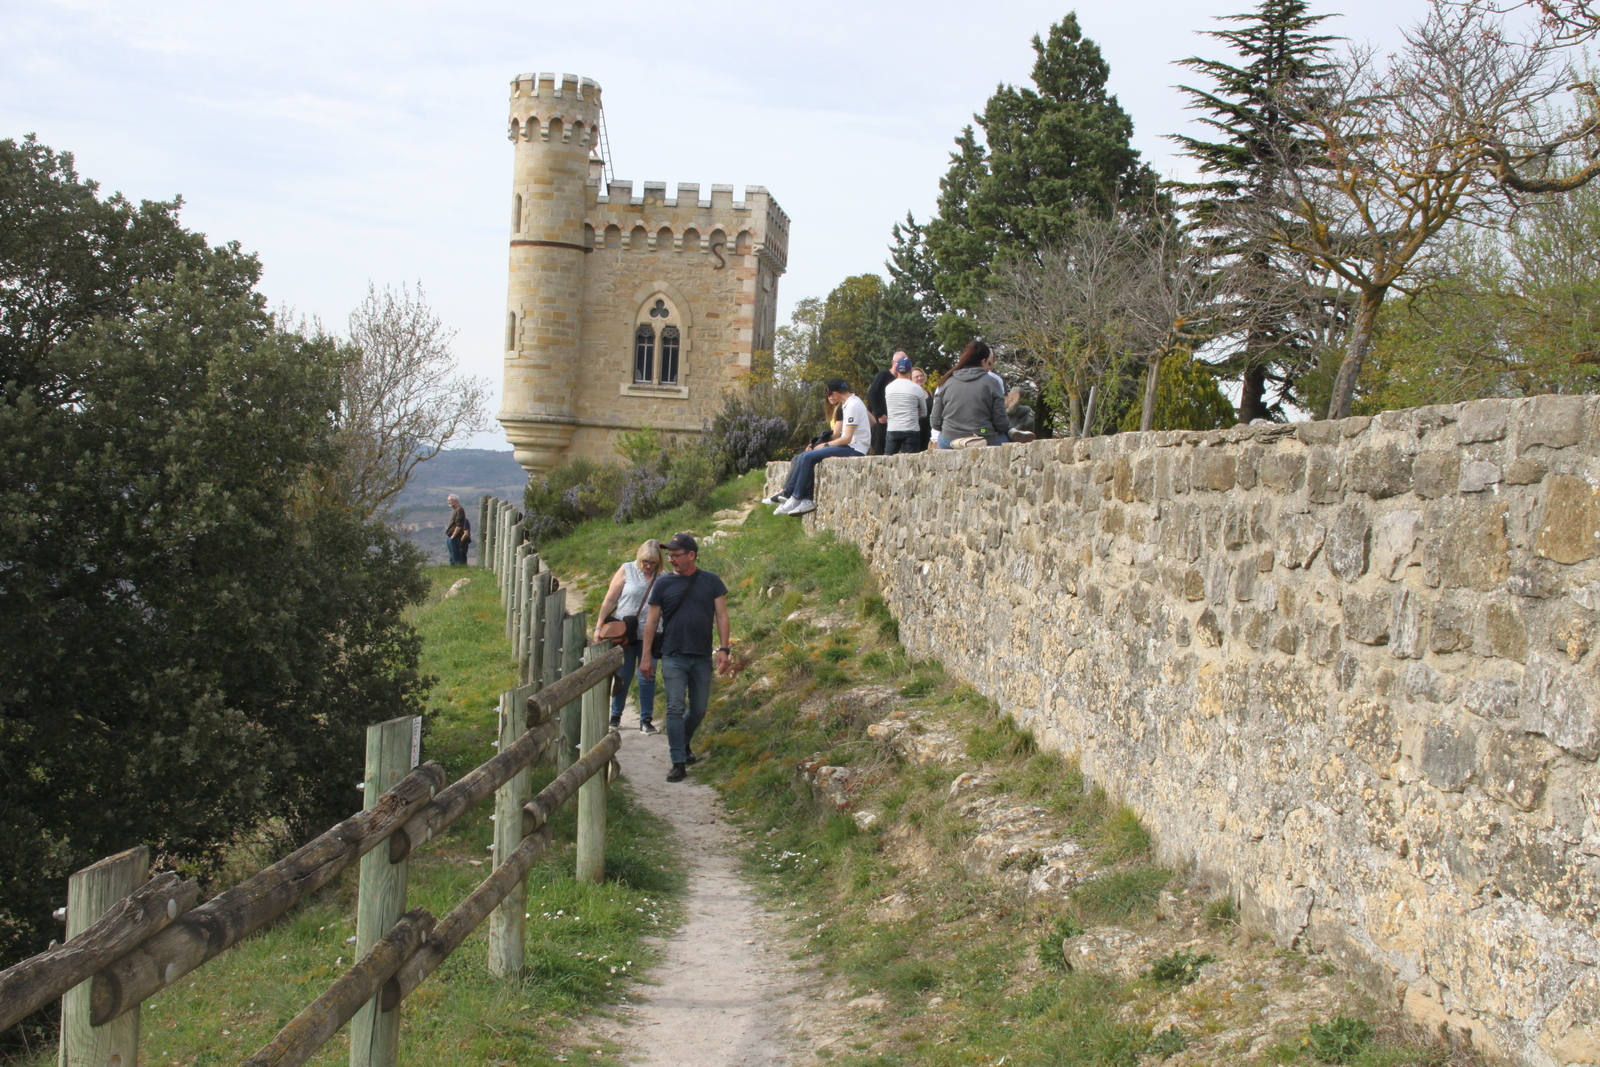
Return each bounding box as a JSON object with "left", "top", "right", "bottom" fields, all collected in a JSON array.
[{"left": 595, "top": 708, "right": 818, "bottom": 1067}]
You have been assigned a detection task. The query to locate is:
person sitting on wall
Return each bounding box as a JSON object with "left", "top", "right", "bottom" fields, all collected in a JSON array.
[
  {"left": 1005, "top": 390, "right": 1038, "bottom": 444},
  {"left": 931, "top": 340, "right": 1010, "bottom": 449},
  {"left": 765, "top": 379, "right": 870, "bottom": 516},
  {"left": 884, "top": 353, "right": 928, "bottom": 454}
]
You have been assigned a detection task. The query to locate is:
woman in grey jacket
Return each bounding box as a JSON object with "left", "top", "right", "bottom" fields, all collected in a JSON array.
[{"left": 930, "top": 340, "right": 1010, "bottom": 448}]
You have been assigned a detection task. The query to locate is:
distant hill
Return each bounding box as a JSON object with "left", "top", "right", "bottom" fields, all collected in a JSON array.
[{"left": 387, "top": 448, "right": 527, "bottom": 563}]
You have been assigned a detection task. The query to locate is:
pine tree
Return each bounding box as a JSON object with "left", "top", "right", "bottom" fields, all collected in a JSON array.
[
  {"left": 924, "top": 14, "right": 1160, "bottom": 351},
  {"left": 1171, "top": 0, "right": 1340, "bottom": 420},
  {"left": 880, "top": 212, "right": 946, "bottom": 371}
]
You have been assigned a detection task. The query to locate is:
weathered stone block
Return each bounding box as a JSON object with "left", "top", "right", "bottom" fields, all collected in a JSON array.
[
  {"left": 1195, "top": 607, "right": 1223, "bottom": 647},
  {"left": 1459, "top": 459, "right": 1503, "bottom": 493},
  {"left": 1233, "top": 560, "right": 1257, "bottom": 602},
  {"left": 1372, "top": 511, "right": 1421, "bottom": 579},
  {"left": 1326, "top": 505, "right": 1371, "bottom": 582},
  {"left": 1343, "top": 698, "right": 1399, "bottom": 773},
  {"left": 1481, "top": 729, "right": 1549, "bottom": 812},
  {"left": 1519, "top": 394, "right": 1586, "bottom": 451},
  {"left": 1429, "top": 596, "right": 1474, "bottom": 653},
  {"left": 1307, "top": 448, "right": 1342, "bottom": 504},
  {"left": 1519, "top": 651, "right": 1600, "bottom": 759},
  {"left": 1347, "top": 443, "right": 1414, "bottom": 499},
  {"left": 1113, "top": 455, "right": 1134, "bottom": 502},
  {"left": 1297, "top": 421, "right": 1342, "bottom": 446},
  {"left": 1534, "top": 473, "right": 1600, "bottom": 565},
  {"left": 1412, "top": 451, "right": 1461, "bottom": 499},
  {"left": 1271, "top": 624, "right": 1299, "bottom": 655},
  {"left": 1236, "top": 446, "right": 1260, "bottom": 489},
  {"left": 1391, "top": 588, "right": 1425, "bottom": 659},
  {"left": 1192, "top": 450, "right": 1236, "bottom": 492},
  {"left": 1281, "top": 514, "right": 1326, "bottom": 569},
  {"left": 1343, "top": 590, "right": 1391, "bottom": 645},
  {"left": 1482, "top": 599, "right": 1529, "bottom": 662},
  {"left": 1183, "top": 566, "right": 1205, "bottom": 601},
  {"left": 1259, "top": 450, "right": 1306, "bottom": 491},
  {"left": 1457, "top": 398, "right": 1508, "bottom": 442},
  {"left": 1423, "top": 503, "right": 1510, "bottom": 590},
  {"left": 1223, "top": 505, "right": 1251, "bottom": 550},
  {"left": 1421, "top": 719, "right": 1478, "bottom": 792},
  {"left": 1505, "top": 454, "right": 1547, "bottom": 485},
  {"left": 1334, "top": 648, "right": 1359, "bottom": 687}
]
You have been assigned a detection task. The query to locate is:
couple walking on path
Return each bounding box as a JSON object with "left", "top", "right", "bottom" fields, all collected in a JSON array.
[{"left": 594, "top": 532, "right": 730, "bottom": 782}]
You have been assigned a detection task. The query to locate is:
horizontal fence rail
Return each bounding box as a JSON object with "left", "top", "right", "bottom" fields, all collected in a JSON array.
[{"left": 1, "top": 498, "right": 627, "bottom": 1067}]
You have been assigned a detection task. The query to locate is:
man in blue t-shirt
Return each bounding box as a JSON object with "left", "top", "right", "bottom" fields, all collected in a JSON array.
[{"left": 639, "top": 532, "right": 730, "bottom": 782}]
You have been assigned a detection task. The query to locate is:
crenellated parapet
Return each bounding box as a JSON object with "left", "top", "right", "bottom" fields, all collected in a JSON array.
[{"left": 506, "top": 72, "right": 601, "bottom": 146}]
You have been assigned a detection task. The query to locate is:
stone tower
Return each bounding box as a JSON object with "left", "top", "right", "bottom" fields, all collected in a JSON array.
[{"left": 500, "top": 72, "right": 789, "bottom": 477}]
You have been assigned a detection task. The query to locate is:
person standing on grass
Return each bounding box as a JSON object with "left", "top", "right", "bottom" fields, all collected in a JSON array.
[
  {"left": 445, "top": 493, "right": 470, "bottom": 565},
  {"left": 638, "top": 533, "right": 730, "bottom": 782},
  {"left": 763, "top": 379, "right": 870, "bottom": 516},
  {"left": 593, "top": 538, "right": 666, "bottom": 733},
  {"left": 883, "top": 353, "right": 928, "bottom": 454}
]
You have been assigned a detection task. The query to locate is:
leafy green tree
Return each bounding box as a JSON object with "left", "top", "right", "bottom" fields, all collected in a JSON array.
[
  {"left": 0, "top": 138, "right": 430, "bottom": 978},
  {"left": 881, "top": 212, "right": 949, "bottom": 372},
  {"left": 813, "top": 273, "right": 889, "bottom": 389},
  {"left": 1119, "top": 351, "right": 1238, "bottom": 431},
  {"left": 924, "top": 13, "right": 1160, "bottom": 350},
  {"left": 1171, "top": 0, "right": 1340, "bottom": 421}
]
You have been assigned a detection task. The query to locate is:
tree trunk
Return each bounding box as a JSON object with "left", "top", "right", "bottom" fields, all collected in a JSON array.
[
  {"left": 1068, "top": 390, "right": 1083, "bottom": 438},
  {"left": 1328, "top": 288, "right": 1385, "bottom": 420},
  {"left": 1140, "top": 356, "right": 1162, "bottom": 432},
  {"left": 1237, "top": 362, "right": 1269, "bottom": 423}
]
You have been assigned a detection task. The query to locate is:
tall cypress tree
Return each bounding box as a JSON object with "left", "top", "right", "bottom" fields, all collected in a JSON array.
[
  {"left": 1171, "top": 0, "right": 1339, "bottom": 421},
  {"left": 924, "top": 14, "right": 1159, "bottom": 351}
]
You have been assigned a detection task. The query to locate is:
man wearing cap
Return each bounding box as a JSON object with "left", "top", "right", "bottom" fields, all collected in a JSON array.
[
  {"left": 883, "top": 354, "right": 928, "bottom": 454},
  {"left": 639, "top": 533, "right": 731, "bottom": 783},
  {"left": 763, "top": 379, "right": 869, "bottom": 516}
]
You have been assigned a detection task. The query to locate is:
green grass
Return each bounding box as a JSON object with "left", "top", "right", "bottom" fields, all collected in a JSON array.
[{"left": 19, "top": 567, "right": 683, "bottom": 1067}]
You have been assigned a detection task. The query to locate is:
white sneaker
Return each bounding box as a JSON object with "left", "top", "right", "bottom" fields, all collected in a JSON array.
[
  {"left": 787, "top": 498, "right": 817, "bottom": 515},
  {"left": 764, "top": 492, "right": 788, "bottom": 506},
  {"left": 774, "top": 497, "right": 800, "bottom": 514}
]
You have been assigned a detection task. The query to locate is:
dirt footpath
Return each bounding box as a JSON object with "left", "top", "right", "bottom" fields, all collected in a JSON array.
[{"left": 599, "top": 716, "right": 816, "bottom": 1067}]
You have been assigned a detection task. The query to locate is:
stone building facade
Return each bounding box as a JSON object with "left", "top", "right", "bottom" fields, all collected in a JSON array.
[
  {"left": 499, "top": 72, "right": 789, "bottom": 476},
  {"left": 769, "top": 396, "right": 1600, "bottom": 1067}
]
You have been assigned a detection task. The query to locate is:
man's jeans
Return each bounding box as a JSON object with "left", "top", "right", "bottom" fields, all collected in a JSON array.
[
  {"left": 610, "top": 641, "right": 656, "bottom": 724},
  {"left": 659, "top": 654, "right": 713, "bottom": 765},
  {"left": 446, "top": 536, "right": 467, "bottom": 565},
  {"left": 885, "top": 430, "right": 924, "bottom": 454},
  {"left": 782, "top": 445, "right": 860, "bottom": 500}
]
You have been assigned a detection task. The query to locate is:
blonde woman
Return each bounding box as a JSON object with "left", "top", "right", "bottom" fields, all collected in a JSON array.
[{"left": 593, "top": 539, "right": 666, "bottom": 732}]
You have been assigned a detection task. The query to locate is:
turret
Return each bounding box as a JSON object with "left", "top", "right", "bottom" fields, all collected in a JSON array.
[{"left": 500, "top": 72, "right": 603, "bottom": 476}]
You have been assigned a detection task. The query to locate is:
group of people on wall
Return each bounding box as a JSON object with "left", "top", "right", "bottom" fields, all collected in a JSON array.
[{"left": 765, "top": 339, "right": 1036, "bottom": 517}]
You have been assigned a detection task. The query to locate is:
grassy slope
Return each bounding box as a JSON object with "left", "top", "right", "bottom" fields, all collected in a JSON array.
[
  {"left": 17, "top": 566, "right": 681, "bottom": 1067},
  {"left": 538, "top": 471, "right": 1463, "bottom": 1067}
]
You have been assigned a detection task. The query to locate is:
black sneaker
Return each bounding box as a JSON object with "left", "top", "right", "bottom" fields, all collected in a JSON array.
[
  {"left": 609, "top": 717, "right": 622, "bottom": 729},
  {"left": 666, "top": 763, "right": 687, "bottom": 782},
  {"left": 640, "top": 721, "right": 658, "bottom": 734},
  {"left": 764, "top": 492, "right": 788, "bottom": 506},
  {"left": 684, "top": 751, "right": 700, "bottom": 765}
]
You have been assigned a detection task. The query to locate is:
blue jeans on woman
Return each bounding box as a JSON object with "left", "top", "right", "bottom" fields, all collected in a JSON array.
[
  {"left": 936, "top": 430, "right": 1009, "bottom": 449},
  {"left": 610, "top": 641, "right": 656, "bottom": 725}
]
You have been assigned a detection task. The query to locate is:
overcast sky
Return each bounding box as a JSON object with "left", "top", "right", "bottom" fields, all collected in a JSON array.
[{"left": 4, "top": 0, "right": 1434, "bottom": 447}]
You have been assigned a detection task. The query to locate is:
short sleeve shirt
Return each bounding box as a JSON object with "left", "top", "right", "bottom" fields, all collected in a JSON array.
[
  {"left": 648, "top": 567, "right": 729, "bottom": 657},
  {"left": 884, "top": 378, "right": 929, "bottom": 433},
  {"left": 839, "top": 394, "right": 871, "bottom": 455}
]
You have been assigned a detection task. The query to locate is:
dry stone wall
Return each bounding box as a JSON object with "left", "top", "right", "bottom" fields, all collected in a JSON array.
[{"left": 766, "top": 396, "right": 1600, "bottom": 1067}]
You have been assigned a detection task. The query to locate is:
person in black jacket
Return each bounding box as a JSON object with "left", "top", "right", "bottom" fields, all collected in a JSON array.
[{"left": 865, "top": 355, "right": 898, "bottom": 456}]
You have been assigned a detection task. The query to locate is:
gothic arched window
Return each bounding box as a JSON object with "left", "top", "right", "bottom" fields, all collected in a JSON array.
[
  {"left": 634, "top": 324, "right": 656, "bottom": 383},
  {"left": 659, "top": 326, "right": 680, "bottom": 384}
]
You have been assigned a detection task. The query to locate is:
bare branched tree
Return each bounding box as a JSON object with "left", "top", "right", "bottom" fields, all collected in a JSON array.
[
  {"left": 1243, "top": 0, "right": 1600, "bottom": 418},
  {"left": 334, "top": 283, "right": 490, "bottom": 516},
  {"left": 984, "top": 210, "right": 1142, "bottom": 436}
]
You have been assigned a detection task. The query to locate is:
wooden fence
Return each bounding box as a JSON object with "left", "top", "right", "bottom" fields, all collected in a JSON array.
[{"left": 0, "top": 496, "right": 620, "bottom": 1067}]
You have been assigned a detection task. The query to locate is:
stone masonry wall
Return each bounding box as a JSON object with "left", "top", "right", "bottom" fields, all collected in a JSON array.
[{"left": 766, "top": 396, "right": 1600, "bottom": 1066}]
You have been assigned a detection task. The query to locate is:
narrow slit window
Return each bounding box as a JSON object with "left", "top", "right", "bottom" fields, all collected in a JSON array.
[
  {"left": 506, "top": 312, "right": 517, "bottom": 351},
  {"left": 659, "top": 326, "right": 680, "bottom": 384},
  {"left": 512, "top": 193, "right": 522, "bottom": 233},
  {"left": 634, "top": 324, "right": 655, "bottom": 382}
]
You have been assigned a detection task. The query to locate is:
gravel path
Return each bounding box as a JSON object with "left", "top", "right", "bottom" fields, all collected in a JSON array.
[{"left": 600, "top": 709, "right": 813, "bottom": 1067}]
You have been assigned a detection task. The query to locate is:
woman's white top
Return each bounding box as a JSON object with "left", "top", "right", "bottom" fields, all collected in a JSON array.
[{"left": 615, "top": 561, "right": 658, "bottom": 620}]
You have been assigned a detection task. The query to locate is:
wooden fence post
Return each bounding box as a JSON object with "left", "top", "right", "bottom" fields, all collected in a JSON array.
[
  {"left": 576, "top": 646, "right": 609, "bottom": 884},
  {"left": 487, "top": 687, "right": 533, "bottom": 976},
  {"left": 559, "top": 612, "right": 586, "bottom": 776},
  {"left": 526, "top": 569, "right": 551, "bottom": 687},
  {"left": 502, "top": 521, "right": 522, "bottom": 633},
  {"left": 485, "top": 499, "right": 499, "bottom": 574},
  {"left": 350, "top": 716, "right": 418, "bottom": 1067},
  {"left": 477, "top": 496, "right": 489, "bottom": 568},
  {"left": 60, "top": 846, "right": 147, "bottom": 1067},
  {"left": 513, "top": 548, "right": 533, "bottom": 675}
]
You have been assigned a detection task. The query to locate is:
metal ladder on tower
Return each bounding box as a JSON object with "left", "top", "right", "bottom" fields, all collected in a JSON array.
[{"left": 594, "top": 100, "right": 615, "bottom": 186}]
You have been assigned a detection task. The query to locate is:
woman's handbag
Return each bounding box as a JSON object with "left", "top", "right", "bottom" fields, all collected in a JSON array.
[{"left": 597, "top": 618, "right": 628, "bottom": 644}]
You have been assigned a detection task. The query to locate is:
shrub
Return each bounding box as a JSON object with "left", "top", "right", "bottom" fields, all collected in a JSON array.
[
  {"left": 1146, "top": 950, "right": 1214, "bottom": 985},
  {"left": 1307, "top": 1017, "right": 1373, "bottom": 1063}
]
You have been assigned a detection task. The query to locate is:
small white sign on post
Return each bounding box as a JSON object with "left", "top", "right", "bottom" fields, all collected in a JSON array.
[{"left": 411, "top": 716, "right": 422, "bottom": 769}]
